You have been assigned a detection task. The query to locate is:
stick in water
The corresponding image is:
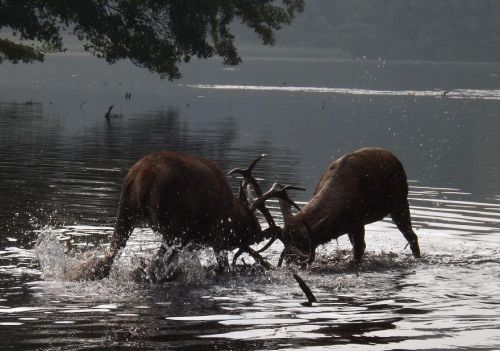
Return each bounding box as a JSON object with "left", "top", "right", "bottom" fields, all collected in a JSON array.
[{"left": 293, "top": 273, "right": 317, "bottom": 305}]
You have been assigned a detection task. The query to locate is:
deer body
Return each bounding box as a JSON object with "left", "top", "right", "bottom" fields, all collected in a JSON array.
[
  {"left": 281, "top": 147, "right": 421, "bottom": 264},
  {"left": 82, "top": 151, "right": 272, "bottom": 280}
]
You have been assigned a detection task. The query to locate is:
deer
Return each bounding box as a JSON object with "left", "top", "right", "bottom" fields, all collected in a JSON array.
[
  {"left": 256, "top": 147, "right": 421, "bottom": 266},
  {"left": 73, "top": 151, "right": 283, "bottom": 281}
]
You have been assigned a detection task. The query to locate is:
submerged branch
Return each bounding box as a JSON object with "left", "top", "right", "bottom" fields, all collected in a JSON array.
[{"left": 293, "top": 273, "right": 317, "bottom": 305}]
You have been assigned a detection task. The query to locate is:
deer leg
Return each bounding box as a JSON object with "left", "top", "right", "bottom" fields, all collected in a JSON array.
[
  {"left": 109, "top": 206, "right": 138, "bottom": 258},
  {"left": 147, "top": 247, "right": 181, "bottom": 284},
  {"left": 215, "top": 249, "right": 230, "bottom": 273},
  {"left": 146, "top": 244, "right": 170, "bottom": 283},
  {"left": 232, "top": 248, "right": 245, "bottom": 266},
  {"left": 391, "top": 201, "right": 421, "bottom": 258},
  {"left": 102, "top": 208, "right": 137, "bottom": 273},
  {"left": 76, "top": 205, "right": 137, "bottom": 281},
  {"left": 347, "top": 226, "right": 366, "bottom": 263}
]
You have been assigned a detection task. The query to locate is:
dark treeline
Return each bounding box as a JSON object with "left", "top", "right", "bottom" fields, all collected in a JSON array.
[{"left": 237, "top": 0, "right": 500, "bottom": 62}]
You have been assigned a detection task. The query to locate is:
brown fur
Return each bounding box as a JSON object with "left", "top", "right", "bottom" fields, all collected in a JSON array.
[
  {"left": 85, "top": 151, "right": 268, "bottom": 280},
  {"left": 280, "top": 147, "right": 421, "bottom": 264}
]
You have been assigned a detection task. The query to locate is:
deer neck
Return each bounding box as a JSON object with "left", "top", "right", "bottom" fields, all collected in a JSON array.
[{"left": 294, "top": 197, "right": 345, "bottom": 246}]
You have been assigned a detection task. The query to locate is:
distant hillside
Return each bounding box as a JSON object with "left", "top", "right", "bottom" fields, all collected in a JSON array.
[{"left": 235, "top": 0, "right": 500, "bottom": 62}]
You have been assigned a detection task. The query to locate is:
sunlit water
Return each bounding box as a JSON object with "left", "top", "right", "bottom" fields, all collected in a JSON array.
[
  {"left": 188, "top": 83, "right": 500, "bottom": 100},
  {"left": 0, "top": 55, "right": 499, "bottom": 350}
]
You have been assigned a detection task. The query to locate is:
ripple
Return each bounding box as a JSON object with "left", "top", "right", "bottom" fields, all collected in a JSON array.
[
  {"left": 219, "top": 318, "right": 309, "bottom": 326},
  {"left": 0, "top": 322, "right": 24, "bottom": 326},
  {"left": 200, "top": 324, "right": 325, "bottom": 340},
  {"left": 1, "top": 183, "right": 499, "bottom": 350}
]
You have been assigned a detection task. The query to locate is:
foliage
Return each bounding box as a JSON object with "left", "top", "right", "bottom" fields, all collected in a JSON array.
[
  {"left": 0, "top": 0, "right": 304, "bottom": 78},
  {"left": 0, "top": 38, "right": 44, "bottom": 63}
]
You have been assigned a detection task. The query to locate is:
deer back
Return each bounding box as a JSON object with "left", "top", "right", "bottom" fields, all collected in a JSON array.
[
  {"left": 282, "top": 147, "right": 410, "bottom": 256},
  {"left": 118, "top": 151, "right": 261, "bottom": 249}
]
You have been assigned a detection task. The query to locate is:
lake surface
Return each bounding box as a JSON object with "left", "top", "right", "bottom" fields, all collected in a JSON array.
[{"left": 0, "top": 54, "right": 499, "bottom": 350}]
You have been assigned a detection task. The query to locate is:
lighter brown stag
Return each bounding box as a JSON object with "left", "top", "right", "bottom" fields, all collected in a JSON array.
[{"left": 259, "top": 148, "right": 421, "bottom": 265}]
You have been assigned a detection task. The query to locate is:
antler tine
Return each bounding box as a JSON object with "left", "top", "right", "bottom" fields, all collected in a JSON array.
[
  {"left": 281, "top": 185, "right": 306, "bottom": 210},
  {"left": 255, "top": 236, "right": 275, "bottom": 253},
  {"left": 250, "top": 183, "right": 305, "bottom": 212},
  {"left": 232, "top": 246, "right": 273, "bottom": 269},
  {"left": 228, "top": 154, "right": 278, "bottom": 229},
  {"left": 249, "top": 183, "right": 279, "bottom": 212},
  {"left": 246, "top": 247, "right": 273, "bottom": 269},
  {"left": 227, "top": 154, "right": 267, "bottom": 196},
  {"left": 274, "top": 183, "right": 306, "bottom": 211},
  {"left": 247, "top": 153, "right": 268, "bottom": 173}
]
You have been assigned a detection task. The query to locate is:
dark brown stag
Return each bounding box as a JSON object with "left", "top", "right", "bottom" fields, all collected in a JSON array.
[
  {"left": 76, "top": 151, "right": 279, "bottom": 280},
  {"left": 261, "top": 147, "right": 421, "bottom": 265}
]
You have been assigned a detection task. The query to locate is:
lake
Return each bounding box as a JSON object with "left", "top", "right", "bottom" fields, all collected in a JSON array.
[{"left": 0, "top": 54, "right": 499, "bottom": 350}]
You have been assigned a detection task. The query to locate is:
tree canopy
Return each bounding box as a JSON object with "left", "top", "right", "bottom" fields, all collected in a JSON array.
[{"left": 0, "top": 0, "right": 304, "bottom": 79}]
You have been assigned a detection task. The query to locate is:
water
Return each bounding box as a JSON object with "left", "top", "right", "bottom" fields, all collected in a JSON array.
[{"left": 0, "top": 54, "right": 499, "bottom": 350}]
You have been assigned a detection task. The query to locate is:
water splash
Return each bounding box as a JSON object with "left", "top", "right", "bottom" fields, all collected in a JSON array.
[
  {"left": 34, "top": 227, "right": 222, "bottom": 284},
  {"left": 135, "top": 245, "right": 207, "bottom": 284},
  {"left": 35, "top": 229, "right": 111, "bottom": 281}
]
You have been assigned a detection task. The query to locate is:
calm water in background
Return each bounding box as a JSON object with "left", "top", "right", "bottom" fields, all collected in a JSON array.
[{"left": 0, "top": 54, "right": 499, "bottom": 350}]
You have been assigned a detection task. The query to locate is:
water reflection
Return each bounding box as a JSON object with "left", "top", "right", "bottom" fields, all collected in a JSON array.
[
  {"left": 0, "top": 57, "right": 499, "bottom": 350},
  {"left": 0, "top": 184, "right": 498, "bottom": 350},
  {"left": 0, "top": 104, "right": 300, "bottom": 242}
]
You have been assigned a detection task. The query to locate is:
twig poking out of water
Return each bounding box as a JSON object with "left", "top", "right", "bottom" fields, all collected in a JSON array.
[
  {"left": 105, "top": 105, "right": 114, "bottom": 121},
  {"left": 293, "top": 273, "right": 317, "bottom": 305}
]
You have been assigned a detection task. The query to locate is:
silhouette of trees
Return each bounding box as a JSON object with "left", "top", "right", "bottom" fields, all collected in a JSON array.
[{"left": 0, "top": 0, "right": 304, "bottom": 78}]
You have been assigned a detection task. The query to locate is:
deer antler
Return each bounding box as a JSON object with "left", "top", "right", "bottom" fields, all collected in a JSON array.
[
  {"left": 228, "top": 154, "right": 277, "bottom": 228},
  {"left": 250, "top": 183, "right": 305, "bottom": 213},
  {"left": 251, "top": 183, "right": 305, "bottom": 253},
  {"left": 232, "top": 247, "right": 273, "bottom": 269},
  {"left": 228, "top": 154, "right": 267, "bottom": 196}
]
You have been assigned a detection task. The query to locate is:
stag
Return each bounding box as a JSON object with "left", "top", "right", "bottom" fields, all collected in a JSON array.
[
  {"left": 76, "top": 151, "right": 280, "bottom": 280},
  {"left": 260, "top": 147, "right": 421, "bottom": 266}
]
